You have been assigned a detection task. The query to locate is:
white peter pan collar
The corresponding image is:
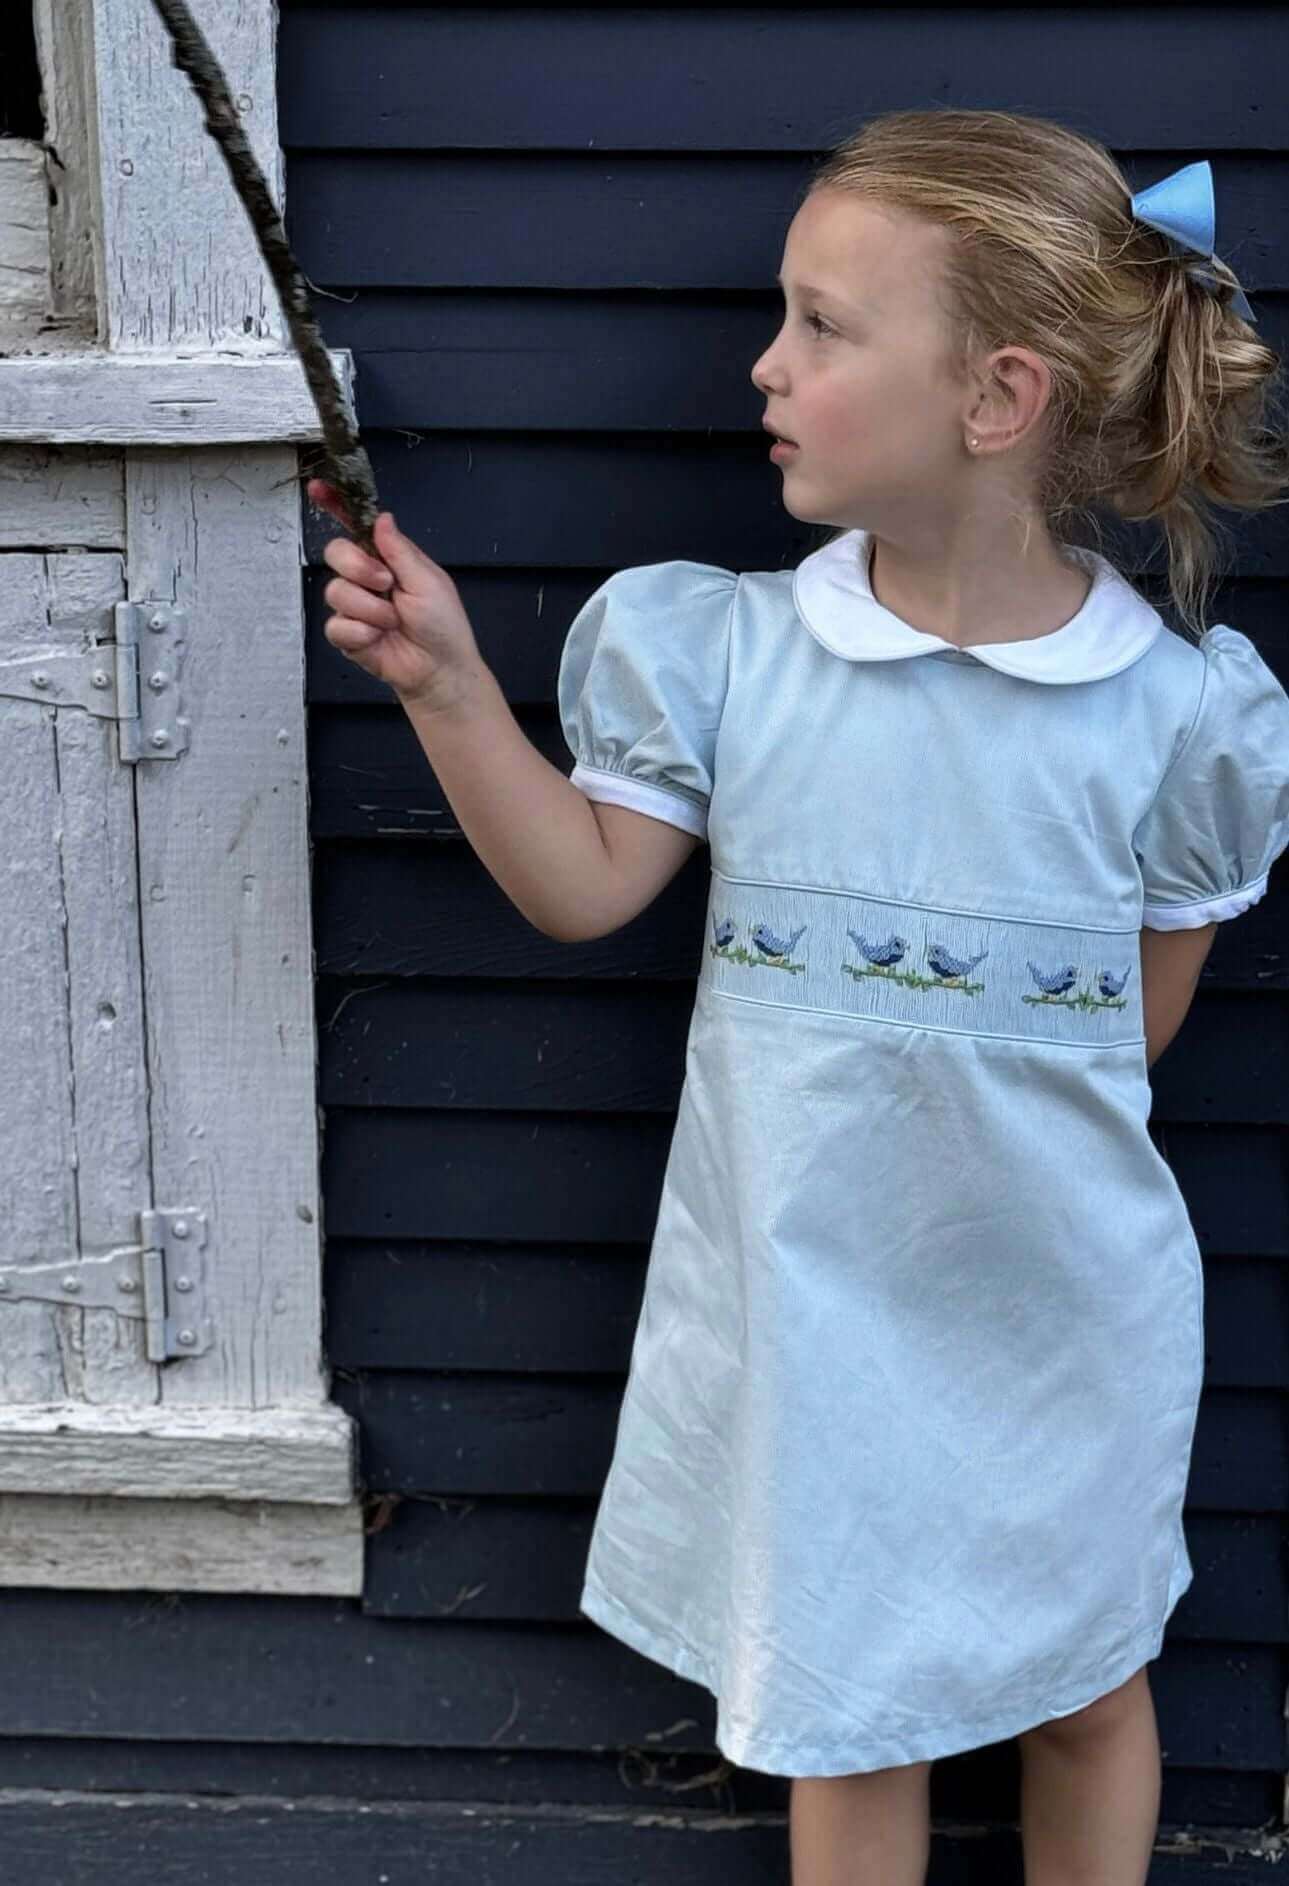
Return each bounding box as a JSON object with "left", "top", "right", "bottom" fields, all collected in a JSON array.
[{"left": 791, "top": 527, "right": 1163, "bottom": 684}]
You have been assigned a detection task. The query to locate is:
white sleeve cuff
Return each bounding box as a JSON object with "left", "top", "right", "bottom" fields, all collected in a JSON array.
[
  {"left": 569, "top": 762, "right": 708, "bottom": 839},
  {"left": 1141, "top": 871, "right": 1270, "bottom": 929}
]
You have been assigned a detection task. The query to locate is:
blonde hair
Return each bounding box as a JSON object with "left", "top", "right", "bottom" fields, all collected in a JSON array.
[{"left": 801, "top": 108, "right": 1289, "bottom": 641}]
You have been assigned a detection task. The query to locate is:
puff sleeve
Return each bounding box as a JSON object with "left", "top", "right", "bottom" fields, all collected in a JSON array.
[
  {"left": 557, "top": 560, "right": 738, "bottom": 840},
  {"left": 1133, "top": 626, "right": 1289, "bottom": 929}
]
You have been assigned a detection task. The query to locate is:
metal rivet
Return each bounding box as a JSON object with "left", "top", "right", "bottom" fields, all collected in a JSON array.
[
  {"left": 172, "top": 1221, "right": 189, "bottom": 1239},
  {"left": 32, "top": 671, "right": 50, "bottom": 689},
  {"left": 150, "top": 730, "right": 170, "bottom": 748},
  {"left": 177, "top": 1329, "right": 196, "bottom": 1347},
  {"left": 91, "top": 670, "right": 111, "bottom": 689},
  {"left": 174, "top": 1276, "right": 193, "bottom": 1293},
  {"left": 118, "top": 1277, "right": 137, "bottom": 1293},
  {"left": 148, "top": 672, "right": 168, "bottom": 692},
  {"left": 61, "top": 1276, "right": 81, "bottom": 1293},
  {"left": 149, "top": 611, "right": 167, "bottom": 632}
]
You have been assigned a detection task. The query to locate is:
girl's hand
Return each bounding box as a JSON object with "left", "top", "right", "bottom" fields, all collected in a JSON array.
[{"left": 308, "top": 478, "right": 485, "bottom": 709}]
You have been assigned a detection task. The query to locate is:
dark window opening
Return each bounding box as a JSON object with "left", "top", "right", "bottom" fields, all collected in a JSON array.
[{"left": 0, "top": 9, "right": 44, "bottom": 142}]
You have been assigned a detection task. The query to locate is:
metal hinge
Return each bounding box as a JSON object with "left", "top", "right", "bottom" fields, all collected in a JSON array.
[
  {"left": 0, "top": 1209, "right": 211, "bottom": 1362},
  {"left": 0, "top": 600, "right": 189, "bottom": 763}
]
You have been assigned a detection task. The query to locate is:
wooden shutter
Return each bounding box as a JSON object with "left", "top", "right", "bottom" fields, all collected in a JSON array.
[{"left": 0, "top": 0, "right": 363, "bottom": 1593}]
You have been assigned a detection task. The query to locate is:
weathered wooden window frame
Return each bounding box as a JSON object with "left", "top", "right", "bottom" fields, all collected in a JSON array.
[{"left": 0, "top": 0, "right": 363, "bottom": 1595}]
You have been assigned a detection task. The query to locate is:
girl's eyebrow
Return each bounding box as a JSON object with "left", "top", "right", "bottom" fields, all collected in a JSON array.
[{"left": 775, "top": 271, "right": 868, "bottom": 313}]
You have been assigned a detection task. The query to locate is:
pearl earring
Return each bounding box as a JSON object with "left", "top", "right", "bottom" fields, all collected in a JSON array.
[{"left": 970, "top": 437, "right": 979, "bottom": 449}]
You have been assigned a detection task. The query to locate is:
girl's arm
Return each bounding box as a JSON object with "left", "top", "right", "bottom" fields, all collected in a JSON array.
[
  {"left": 401, "top": 680, "right": 701, "bottom": 942},
  {"left": 1139, "top": 923, "right": 1219, "bottom": 1069}
]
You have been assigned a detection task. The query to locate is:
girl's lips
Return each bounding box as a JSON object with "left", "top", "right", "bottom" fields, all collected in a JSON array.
[{"left": 770, "top": 439, "right": 799, "bottom": 459}]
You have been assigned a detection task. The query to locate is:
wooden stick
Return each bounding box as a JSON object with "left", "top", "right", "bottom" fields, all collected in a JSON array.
[{"left": 147, "top": 0, "right": 380, "bottom": 553}]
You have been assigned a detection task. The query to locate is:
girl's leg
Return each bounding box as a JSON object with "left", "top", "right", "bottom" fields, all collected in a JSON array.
[
  {"left": 1016, "top": 1664, "right": 1161, "bottom": 1885},
  {"left": 789, "top": 1760, "right": 932, "bottom": 1886}
]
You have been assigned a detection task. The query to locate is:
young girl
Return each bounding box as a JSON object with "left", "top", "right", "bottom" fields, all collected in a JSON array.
[{"left": 310, "top": 107, "right": 1289, "bottom": 1886}]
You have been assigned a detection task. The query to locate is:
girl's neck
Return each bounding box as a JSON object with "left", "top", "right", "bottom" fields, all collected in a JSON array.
[{"left": 867, "top": 530, "right": 1092, "bottom": 649}]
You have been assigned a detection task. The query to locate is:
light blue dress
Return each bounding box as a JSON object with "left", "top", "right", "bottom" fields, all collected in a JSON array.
[{"left": 557, "top": 525, "right": 1289, "bottom": 1778}]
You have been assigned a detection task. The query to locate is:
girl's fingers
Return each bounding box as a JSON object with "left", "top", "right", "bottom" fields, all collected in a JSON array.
[
  {"left": 325, "top": 575, "right": 401, "bottom": 628},
  {"left": 330, "top": 539, "right": 393, "bottom": 588},
  {"left": 327, "top": 617, "right": 381, "bottom": 648}
]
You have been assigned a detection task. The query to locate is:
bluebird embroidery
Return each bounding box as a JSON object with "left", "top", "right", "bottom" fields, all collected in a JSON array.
[
  {"left": 1023, "top": 960, "right": 1133, "bottom": 1012},
  {"left": 843, "top": 931, "right": 988, "bottom": 997},
  {"left": 751, "top": 922, "right": 807, "bottom": 972},
  {"left": 844, "top": 929, "right": 909, "bottom": 976},
  {"left": 926, "top": 941, "right": 989, "bottom": 992},
  {"left": 710, "top": 914, "right": 807, "bottom": 974},
  {"left": 706, "top": 880, "right": 1141, "bottom": 1046}
]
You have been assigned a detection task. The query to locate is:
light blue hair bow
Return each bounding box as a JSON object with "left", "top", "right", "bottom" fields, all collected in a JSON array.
[{"left": 1128, "top": 159, "right": 1256, "bottom": 323}]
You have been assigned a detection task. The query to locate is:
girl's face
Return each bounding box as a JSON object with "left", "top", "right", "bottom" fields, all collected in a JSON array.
[{"left": 750, "top": 191, "right": 976, "bottom": 531}]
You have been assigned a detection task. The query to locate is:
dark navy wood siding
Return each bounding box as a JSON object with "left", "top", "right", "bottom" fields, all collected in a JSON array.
[{"left": 1, "top": 8, "right": 1284, "bottom": 1880}]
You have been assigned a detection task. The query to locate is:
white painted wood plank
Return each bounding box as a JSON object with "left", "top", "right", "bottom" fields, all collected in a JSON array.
[
  {"left": 0, "top": 556, "right": 80, "bottom": 1402},
  {"left": 0, "top": 1492, "right": 363, "bottom": 1593},
  {"left": 0, "top": 445, "right": 124, "bottom": 548},
  {"left": 0, "top": 1403, "right": 356, "bottom": 1504},
  {"left": 89, "top": 0, "right": 285, "bottom": 351},
  {"left": 0, "top": 348, "right": 355, "bottom": 444},
  {"left": 44, "top": 552, "right": 157, "bottom": 1404},
  {"left": 0, "top": 143, "right": 51, "bottom": 346},
  {"left": 32, "top": 0, "right": 98, "bottom": 340},
  {"left": 0, "top": 2, "right": 362, "bottom": 1567},
  {"left": 127, "top": 443, "right": 332, "bottom": 1417}
]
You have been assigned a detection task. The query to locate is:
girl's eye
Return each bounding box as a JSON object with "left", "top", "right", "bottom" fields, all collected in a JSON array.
[{"left": 805, "top": 313, "right": 834, "bottom": 338}]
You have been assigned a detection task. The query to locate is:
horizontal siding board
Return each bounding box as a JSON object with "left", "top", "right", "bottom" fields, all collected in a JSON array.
[
  {"left": 0, "top": 1799, "right": 784, "bottom": 1886},
  {"left": 1, "top": 1802, "right": 1288, "bottom": 1886},
  {"left": 3, "top": 1793, "right": 1286, "bottom": 1886},
  {"left": 1160, "top": 1127, "right": 1289, "bottom": 1256},
  {"left": 319, "top": 1110, "right": 1289, "bottom": 1253},
  {"left": 324, "top": 1244, "right": 645, "bottom": 1372},
  {"left": 0, "top": 1588, "right": 1280, "bottom": 1766},
  {"left": 283, "top": 153, "right": 1288, "bottom": 294},
  {"left": 361, "top": 1496, "right": 597, "bottom": 1621},
  {"left": 0, "top": 1799, "right": 788, "bottom": 1886},
  {"left": 311, "top": 978, "right": 1289, "bottom": 1112},
  {"left": 1046, "top": 1638, "right": 1287, "bottom": 1771},
  {"left": 316, "top": 981, "right": 695, "bottom": 1110},
  {"left": 361, "top": 1497, "right": 1288, "bottom": 1643},
  {"left": 0, "top": 1590, "right": 727, "bottom": 1750},
  {"left": 0, "top": 1738, "right": 794, "bottom": 1809},
  {"left": 296, "top": 292, "right": 1288, "bottom": 433},
  {"left": 0, "top": 1738, "right": 1277, "bottom": 1833},
  {"left": 299, "top": 433, "right": 1289, "bottom": 573},
  {"left": 336, "top": 1370, "right": 643, "bottom": 1496},
  {"left": 308, "top": 712, "right": 576, "bottom": 841},
  {"left": 320, "top": 1109, "right": 679, "bottom": 1242},
  {"left": 1150, "top": 1000, "right": 1289, "bottom": 1115},
  {"left": 1191, "top": 1260, "right": 1288, "bottom": 1384},
  {"left": 324, "top": 1247, "right": 1286, "bottom": 1384},
  {"left": 313, "top": 841, "right": 708, "bottom": 979},
  {"left": 277, "top": 8, "right": 1289, "bottom": 152},
  {"left": 337, "top": 1374, "right": 1287, "bottom": 1510}
]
